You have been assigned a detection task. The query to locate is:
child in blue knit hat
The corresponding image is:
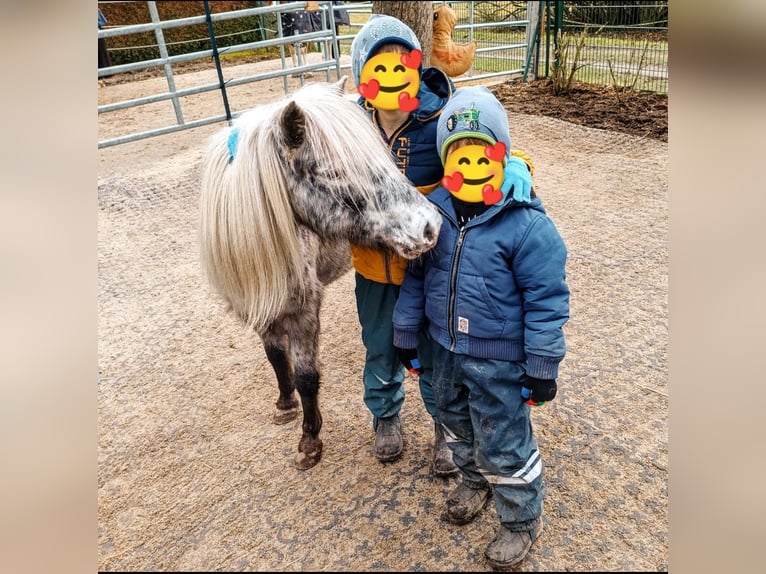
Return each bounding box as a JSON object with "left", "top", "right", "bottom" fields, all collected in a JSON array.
[
  {"left": 348, "top": 14, "right": 537, "bottom": 479},
  {"left": 393, "top": 85, "right": 570, "bottom": 570}
]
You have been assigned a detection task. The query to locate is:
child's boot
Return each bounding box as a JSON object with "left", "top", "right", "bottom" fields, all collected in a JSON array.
[
  {"left": 373, "top": 414, "right": 403, "bottom": 462},
  {"left": 484, "top": 517, "right": 543, "bottom": 570},
  {"left": 444, "top": 480, "right": 490, "bottom": 524},
  {"left": 432, "top": 422, "right": 458, "bottom": 476}
]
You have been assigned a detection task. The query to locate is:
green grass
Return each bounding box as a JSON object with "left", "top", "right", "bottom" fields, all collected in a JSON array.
[
  {"left": 545, "top": 55, "right": 668, "bottom": 94},
  {"left": 575, "top": 67, "right": 667, "bottom": 93},
  {"left": 220, "top": 48, "right": 273, "bottom": 61},
  {"left": 472, "top": 54, "right": 525, "bottom": 74},
  {"left": 219, "top": 4, "right": 667, "bottom": 93}
]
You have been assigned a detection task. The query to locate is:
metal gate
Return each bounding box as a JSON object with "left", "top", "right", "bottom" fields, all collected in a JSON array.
[
  {"left": 97, "top": 1, "right": 536, "bottom": 149},
  {"left": 541, "top": 0, "right": 668, "bottom": 93}
]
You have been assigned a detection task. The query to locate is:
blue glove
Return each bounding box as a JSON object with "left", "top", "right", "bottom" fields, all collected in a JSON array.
[
  {"left": 500, "top": 156, "right": 532, "bottom": 204},
  {"left": 520, "top": 374, "right": 557, "bottom": 406}
]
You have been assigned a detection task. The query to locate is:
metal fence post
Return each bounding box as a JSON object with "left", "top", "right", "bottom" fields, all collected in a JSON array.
[
  {"left": 203, "top": 0, "right": 233, "bottom": 123},
  {"left": 147, "top": 1, "right": 184, "bottom": 125},
  {"left": 524, "top": 1, "right": 542, "bottom": 81}
]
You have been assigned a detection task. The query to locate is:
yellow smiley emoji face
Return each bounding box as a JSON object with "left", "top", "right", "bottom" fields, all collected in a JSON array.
[
  {"left": 442, "top": 144, "right": 505, "bottom": 204},
  {"left": 358, "top": 51, "right": 421, "bottom": 111}
]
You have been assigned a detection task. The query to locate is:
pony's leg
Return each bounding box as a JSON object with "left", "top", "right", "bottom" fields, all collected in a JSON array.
[
  {"left": 261, "top": 331, "right": 300, "bottom": 425},
  {"left": 262, "top": 310, "right": 325, "bottom": 470},
  {"left": 294, "top": 363, "right": 323, "bottom": 470},
  {"left": 283, "top": 298, "right": 325, "bottom": 470}
]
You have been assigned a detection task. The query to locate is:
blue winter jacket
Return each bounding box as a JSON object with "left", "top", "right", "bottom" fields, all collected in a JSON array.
[
  {"left": 392, "top": 188, "right": 570, "bottom": 380},
  {"left": 358, "top": 67, "right": 453, "bottom": 191}
]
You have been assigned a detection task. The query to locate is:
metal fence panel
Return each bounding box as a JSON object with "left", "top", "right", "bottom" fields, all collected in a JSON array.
[
  {"left": 542, "top": 0, "right": 668, "bottom": 93},
  {"left": 98, "top": 1, "right": 667, "bottom": 149}
]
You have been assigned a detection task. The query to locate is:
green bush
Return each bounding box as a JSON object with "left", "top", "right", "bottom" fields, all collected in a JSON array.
[{"left": 100, "top": 1, "right": 274, "bottom": 66}]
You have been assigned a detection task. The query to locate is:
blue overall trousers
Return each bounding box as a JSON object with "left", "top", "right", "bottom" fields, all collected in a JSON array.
[{"left": 432, "top": 341, "right": 544, "bottom": 531}]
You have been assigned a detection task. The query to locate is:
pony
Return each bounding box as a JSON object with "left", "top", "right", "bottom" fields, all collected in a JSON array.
[{"left": 199, "top": 77, "right": 441, "bottom": 470}]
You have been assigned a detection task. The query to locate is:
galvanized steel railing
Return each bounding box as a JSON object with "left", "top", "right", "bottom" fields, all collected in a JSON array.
[{"left": 97, "top": 1, "right": 536, "bottom": 149}]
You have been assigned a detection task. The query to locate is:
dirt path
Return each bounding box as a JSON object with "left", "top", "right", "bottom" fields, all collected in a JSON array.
[{"left": 98, "top": 58, "right": 668, "bottom": 571}]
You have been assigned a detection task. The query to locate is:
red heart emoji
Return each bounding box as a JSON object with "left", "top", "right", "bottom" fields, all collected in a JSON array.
[
  {"left": 482, "top": 185, "right": 503, "bottom": 205},
  {"left": 484, "top": 141, "right": 507, "bottom": 162},
  {"left": 398, "top": 92, "right": 420, "bottom": 112},
  {"left": 442, "top": 172, "right": 464, "bottom": 192},
  {"left": 401, "top": 49, "right": 422, "bottom": 69},
  {"left": 358, "top": 79, "right": 380, "bottom": 99}
]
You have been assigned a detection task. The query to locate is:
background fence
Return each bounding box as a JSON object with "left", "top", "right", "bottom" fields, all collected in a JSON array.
[
  {"left": 542, "top": 1, "right": 668, "bottom": 92},
  {"left": 98, "top": 1, "right": 667, "bottom": 148}
]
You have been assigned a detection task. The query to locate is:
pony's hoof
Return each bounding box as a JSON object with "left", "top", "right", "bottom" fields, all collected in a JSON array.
[
  {"left": 273, "top": 406, "right": 300, "bottom": 425},
  {"left": 295, "top": 438, "right": 323, "bottom": 470}
]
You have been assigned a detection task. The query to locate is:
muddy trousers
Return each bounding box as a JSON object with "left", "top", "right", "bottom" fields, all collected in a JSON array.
[
  {"left": 431, "top": 342, "right": 544, "bottom": 530},
  {"left": 354, "top": 273, "right": 436, "bottom": 425}
]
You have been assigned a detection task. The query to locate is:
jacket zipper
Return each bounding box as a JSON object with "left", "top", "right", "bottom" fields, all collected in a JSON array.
[{"left": 447, "top": 227, "right": 466, "bottom": 350}]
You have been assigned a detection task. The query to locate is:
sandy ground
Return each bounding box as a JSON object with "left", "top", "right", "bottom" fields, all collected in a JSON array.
[{"left": 98, "top": 56, "right": 668, "bottom": 571}]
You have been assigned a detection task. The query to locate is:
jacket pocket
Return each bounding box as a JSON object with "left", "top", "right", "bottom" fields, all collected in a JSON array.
[{"left": 453, "top": 273, "right": 507, "bottom": 339}]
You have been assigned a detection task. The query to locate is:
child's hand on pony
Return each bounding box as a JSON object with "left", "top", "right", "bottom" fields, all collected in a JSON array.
[{"left": 500, "top": 155, "right": 533, "bottom": 203}]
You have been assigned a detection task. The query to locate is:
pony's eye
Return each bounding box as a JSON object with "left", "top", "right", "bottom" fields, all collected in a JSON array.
[
  {"left": 393, "top": 65, "right": 405, "bottom": 73},
  {"left": 478, "top": 157, "right": 490, "bottom": 165},
  {"left": 458, "top": 157, "right": 470, "bottom": 165},
  {"left": 374, "top": 64, "right": 387, "bottom": 73}
]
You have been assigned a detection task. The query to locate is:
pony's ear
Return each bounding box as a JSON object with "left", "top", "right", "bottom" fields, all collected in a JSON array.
[
  {"left": 280, "top": 101, "right": 306, "bottom": 149},
  {"left": 332, "top": 76, "right": 348, "bottom": 94}
]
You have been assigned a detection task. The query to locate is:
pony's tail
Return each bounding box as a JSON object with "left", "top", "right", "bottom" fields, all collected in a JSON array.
[{"left": 199, "top": 126, "right": 302, "bottom": 332}]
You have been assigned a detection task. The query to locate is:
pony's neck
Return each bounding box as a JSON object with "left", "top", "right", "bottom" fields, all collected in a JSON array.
[{"left": 375, "top": 108, "right": 410, "bottom": 139}]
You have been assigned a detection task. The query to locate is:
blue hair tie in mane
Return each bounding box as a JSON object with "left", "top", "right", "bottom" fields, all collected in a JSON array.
[{"left": 227, "top": 127, "right": 239, "bottom": 163}]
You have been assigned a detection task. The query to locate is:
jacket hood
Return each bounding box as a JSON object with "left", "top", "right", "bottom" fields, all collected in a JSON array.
[
  {"left": 415, "top": 67, "right": 454, "bottom": 118},
  {"left": 351, "top": 14, "right": 421, "bottom": 87},
  {"left": 436, "top": 85, "right": 512, "bottom": 165}
]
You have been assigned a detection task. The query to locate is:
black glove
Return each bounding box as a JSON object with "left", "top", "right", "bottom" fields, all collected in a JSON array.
[
  {"left": 395, "top": 346, "right": 423, "bottom": 375},
  {"left": 520, "top": 374, "right": 557, "bottom": 406}
]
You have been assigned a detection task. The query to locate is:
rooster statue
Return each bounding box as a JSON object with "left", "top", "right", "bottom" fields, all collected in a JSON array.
[{"left": 431, "top": 4, "right": 477, "bottom": 77}]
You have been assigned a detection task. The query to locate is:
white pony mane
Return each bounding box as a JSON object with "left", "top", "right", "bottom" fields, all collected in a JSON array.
[
  {"left": 199, "top": 81, "right": 400, "bottom": 332},
  {"left": 286, "top": 82, "right": 402, "bottom": 208}
]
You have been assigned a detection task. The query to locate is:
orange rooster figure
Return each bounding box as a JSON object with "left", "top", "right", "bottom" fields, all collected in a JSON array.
[{"left": 431, "top": 4, "right": 477, "bottom": 77}]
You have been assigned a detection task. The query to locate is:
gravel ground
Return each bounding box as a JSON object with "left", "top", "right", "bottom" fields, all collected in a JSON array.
[{"left": 98, "top": 56, "right": 668, "bottom": 572}]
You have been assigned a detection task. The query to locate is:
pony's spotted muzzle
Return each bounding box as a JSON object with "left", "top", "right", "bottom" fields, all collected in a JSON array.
[
  {"left": 423, "top": 221, "right": 438, "bottom": 244},
  {"left": 394, "top": 222, "right": 440, "bottom": 259}
]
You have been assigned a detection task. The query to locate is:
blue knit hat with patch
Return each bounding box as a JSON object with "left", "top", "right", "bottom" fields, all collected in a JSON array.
[
  {"left": 350, "top": 14, "right": 422, "bottom": 87},
  {"left": 436, "top": 86, "right": 512, "bottom": 166}
]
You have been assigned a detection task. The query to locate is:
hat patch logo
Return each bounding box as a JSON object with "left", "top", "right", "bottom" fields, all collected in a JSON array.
[{"left": 446, "top": 104, "right": 481, "bottom": 132}]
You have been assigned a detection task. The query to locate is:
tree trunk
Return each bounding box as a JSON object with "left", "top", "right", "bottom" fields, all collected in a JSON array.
[{"left": 372, "top": 1, "right": 433, "bottom": 67}]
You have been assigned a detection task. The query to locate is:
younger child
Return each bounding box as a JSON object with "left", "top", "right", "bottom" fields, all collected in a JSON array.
[{"left": 393, "top": 85, "right": 570, "bottom": 569}]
